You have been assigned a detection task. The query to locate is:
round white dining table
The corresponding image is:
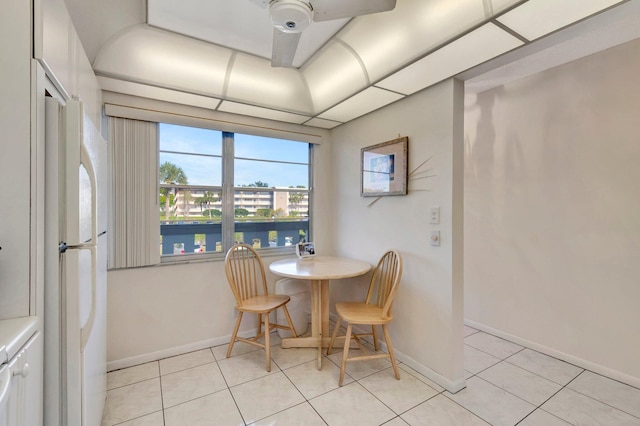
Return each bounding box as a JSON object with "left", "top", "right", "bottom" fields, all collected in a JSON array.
[{"left": 269, "top": 256, "right": 371, "bottom": 369}]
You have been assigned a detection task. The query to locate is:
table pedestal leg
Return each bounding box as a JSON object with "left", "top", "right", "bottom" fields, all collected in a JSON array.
[
  {"left": 313, "top": 281, "right": 322, "bottom": 369},
  {"left": 281, "top": 279, "right": 331, "bottom": 370}
]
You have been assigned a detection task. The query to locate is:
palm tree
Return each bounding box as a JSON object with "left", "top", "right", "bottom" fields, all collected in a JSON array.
[
  {"left": 160, "top": 161, "right": 188, "bottom": 220},
  {"left": 199, "top": 191, "right": 218, "bottom": 219},
  {"left": 288, "top": 191, "right": 305, "bottom": 216}
]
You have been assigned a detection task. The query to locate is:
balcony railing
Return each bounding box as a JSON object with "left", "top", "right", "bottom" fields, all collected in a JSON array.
[{"left": 160, "top": 219, "right": 309, "bottom": 255}]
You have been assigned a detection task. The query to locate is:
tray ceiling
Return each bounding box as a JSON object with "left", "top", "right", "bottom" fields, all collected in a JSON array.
[{"left": 63, "top": 0, "right": 638, "bottom": 129}]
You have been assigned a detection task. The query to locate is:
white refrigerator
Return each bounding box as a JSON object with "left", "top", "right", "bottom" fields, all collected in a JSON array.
[{"left": 44, "top": 98, "right": 108, "bottom": 426}]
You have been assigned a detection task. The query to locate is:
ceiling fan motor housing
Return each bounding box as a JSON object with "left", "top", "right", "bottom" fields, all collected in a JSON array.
[{"left": 270, "top": 0, "right": 313, "bottom": 33}]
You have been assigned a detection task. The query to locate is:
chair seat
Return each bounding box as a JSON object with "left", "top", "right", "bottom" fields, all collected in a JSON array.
[
  {"left": 335, "top": 302, "right": 392, "bottom": 325},
  {"left": 237, "top": 294, "right": 291, "bottom": 313}
]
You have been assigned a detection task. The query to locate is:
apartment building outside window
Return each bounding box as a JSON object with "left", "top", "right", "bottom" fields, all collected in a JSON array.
[{"left": 158, "top": 123, "right": 312, "bottom": 258}]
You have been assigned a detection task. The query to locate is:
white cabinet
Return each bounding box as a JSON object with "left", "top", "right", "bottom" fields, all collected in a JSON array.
[{"left": 0, "top": 318, "right": 42, "bottom": 426}]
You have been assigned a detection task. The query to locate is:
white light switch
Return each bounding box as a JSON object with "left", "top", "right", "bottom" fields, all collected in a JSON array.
[
  {"left": 430, "top": 207, "right": 440, "bottom": 224},
  {"left": 430, "top": 231, "right": 440, "bottom": 246}
]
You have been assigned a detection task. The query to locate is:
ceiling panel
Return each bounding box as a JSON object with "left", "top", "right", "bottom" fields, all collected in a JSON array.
[
  {"left": 317, "top": 87, "right": 404, "bottom": 122},
  {"left": 227, "top": 53, "right": 313, "bottom": 114},
  {"left": 218, "top": 101, "right": 310, "bottom": 124},
  {"left": 97, "top": 77, "right": 221, "bottom": 110},
  {"left": 497, "top": 0, "right": 626, "bottom": 41},
  {"left": 93, "top": 25, "right": 232, "bottom": 97},
  {"left": 376, "top": 23, "right": 524, "bottom": 95},
  {"left": 304, "top": 117, "right": 343, "bottom": 129},
  {"left": 63, "top": 0, "right": 145, "bottom": 62},
  {"left": 147, "top": 0, "right": 348, "bottom": 67},
  {"left": 338, "top": 0, "right": 486, "bottom": 82},
  {"left": 486, "top": 0, "right": 522, "bottom": 16},
  {"left": 465, "top": 0, "right": 640, "bottom": 93},
  {"left": 66, "top": 0, "right": 636, "bottom": 128},
  {"left": 303, "top": 41, "right": 369, "bottom": 113}
]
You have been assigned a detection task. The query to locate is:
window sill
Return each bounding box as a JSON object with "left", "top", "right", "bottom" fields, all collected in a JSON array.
[{"left": 159, "top": 246, "right": 297, "bottom": 265}]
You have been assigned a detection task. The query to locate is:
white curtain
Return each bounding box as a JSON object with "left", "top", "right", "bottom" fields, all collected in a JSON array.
[{"left": 108, "top": 117, "right": 160, "bottom": 268}]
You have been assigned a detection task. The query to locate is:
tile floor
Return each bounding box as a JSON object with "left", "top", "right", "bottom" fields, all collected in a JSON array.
[{"left": 102, "top": 325, "right": 640, "bottom": 425}]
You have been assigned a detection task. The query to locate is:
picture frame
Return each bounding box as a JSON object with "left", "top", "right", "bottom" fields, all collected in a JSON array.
[
  {"left": 296, "top": 242, "right": 316, "bottom": 259},
  {"left": 360, "top": 136, "right": 408, "bottom": 197}
]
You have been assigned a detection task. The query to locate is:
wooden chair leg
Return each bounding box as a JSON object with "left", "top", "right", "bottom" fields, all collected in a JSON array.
[
  {"left": 371, "top": 325, "right": 378, "bottom": 351},
  {"left": 339, "top": 323, "right": 352, "bottom": 386},
  {"left": 281, "top": 304, "right": 298, "bottom": 337},
  {"left": 256, "top": 313, "right": 262, "bottom": 339},
  {"left": 264, "top": 312, "right": 271, "bottom": 372},
  {"left": 227, "top": 311, "right": 243, "bottom": 358},
  {"left": 382, "top": 324, "right": 400, "bottom": 380},
  {"left": 327, "top": 317, "right": 341, "bottom": 355}
]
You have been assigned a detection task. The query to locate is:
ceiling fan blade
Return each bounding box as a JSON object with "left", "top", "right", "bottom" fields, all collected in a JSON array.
[
  {"left": 312, "top": 0, "right": 397, "bottom": 22},
  {"left": 272, "top": 29, "right": 301, "bottom": 67}
]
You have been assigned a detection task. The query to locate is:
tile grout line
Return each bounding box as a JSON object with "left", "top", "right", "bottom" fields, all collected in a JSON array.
[{"left": 513, "top": 370, "right": 586, "bottom": 425}]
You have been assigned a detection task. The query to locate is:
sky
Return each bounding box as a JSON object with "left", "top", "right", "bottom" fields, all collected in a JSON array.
[{"left": 159, "top": 123, "right": 309, "bottom": 188}]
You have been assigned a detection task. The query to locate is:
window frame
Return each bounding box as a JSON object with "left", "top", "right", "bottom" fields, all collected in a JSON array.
[{"left": 159, "top": 127, "right": 313, "bottom": 264}]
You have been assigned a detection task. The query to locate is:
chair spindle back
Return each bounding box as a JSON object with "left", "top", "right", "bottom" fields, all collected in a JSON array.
[
  {"left": 365, "top": 250, "right": 402, "bottom": 317},
  {"left": 225, "top": 243, "right": 268, "bottom": 306}
]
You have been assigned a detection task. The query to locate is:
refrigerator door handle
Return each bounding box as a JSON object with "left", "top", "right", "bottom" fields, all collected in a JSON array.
[
  {"left": 79, "top": 141, "right": 98, "bottom": 353},
  {"left": 59, "top": 241, "right": 95, "bottom": 254}
]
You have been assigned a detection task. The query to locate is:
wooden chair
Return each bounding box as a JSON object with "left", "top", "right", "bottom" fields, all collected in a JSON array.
[
  {"left": 327, "top": 250, "right": 403, "bottom": 386},
  {"left": 225, "top": 243, "right": 297, "bottom": 371}
]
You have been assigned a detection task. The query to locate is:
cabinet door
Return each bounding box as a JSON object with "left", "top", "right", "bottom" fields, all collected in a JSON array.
[{"left": 6, "top": 332, "right": 43, "bottom": 426}]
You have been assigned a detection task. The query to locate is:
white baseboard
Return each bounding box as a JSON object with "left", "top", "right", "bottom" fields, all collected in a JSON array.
[
  {"left": 107, "top": 328, "right": 257, "bottom": 372},
  {"left": 464, "top": 319, "right": 640, "bottom": 389}
]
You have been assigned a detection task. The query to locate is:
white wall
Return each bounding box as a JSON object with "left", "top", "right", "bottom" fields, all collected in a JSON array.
[
  {"left": 107, "top": 254, "right": 305, "bottom": 369},
  {"left": 0, "top": 0, "right": 32, "bottom": 319},
  {"left": 106, "top": 80, "right": 467, "bottom": 393},
  {"left": 464, "top": 38, "right": 640, "bottom": 386},
  {"left": 329, "top": 79, "right": 465, "bottom": 390},
  {"left": 106, "top": 122, "right": 334, "bottom": 369}
]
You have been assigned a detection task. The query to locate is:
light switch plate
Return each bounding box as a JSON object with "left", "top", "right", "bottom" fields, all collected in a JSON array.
[
  {"left": 430, "top": 230, "right": 440, "bottom": 246},
  {"left": 430, "top": 207, "right": 440, "bottom": 224}
]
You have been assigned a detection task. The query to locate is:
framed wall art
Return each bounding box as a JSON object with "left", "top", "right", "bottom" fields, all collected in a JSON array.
[{"left": 360, "top": 136, "right": 408, "bottom": 197}]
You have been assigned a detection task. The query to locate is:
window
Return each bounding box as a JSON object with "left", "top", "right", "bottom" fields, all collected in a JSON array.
[{"left": 158, "top": 123, "right": 311, "bottom": 259}]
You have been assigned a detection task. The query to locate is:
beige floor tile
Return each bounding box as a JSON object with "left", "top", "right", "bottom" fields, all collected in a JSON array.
[
  {"left": 159, "top": 349, "right": 216, "bottom": 375},
  {"left": 107, "top": 362, "right": 159, "bottom": 390},
  {"left": 270, "top": 346, "right": 318, "bottom": 370},
  {"left": 164, "top": 390, "right": 244, "bottom": 426},
  {"left": 567, "top": 370, "right": 640, "bottom": 418},
  {"left": 360, "top": 367, "right": 439, "bottom": 414},
  {"left": 217, "top": 349, "right": 277, "bottom": 387},
  {"left": 398, "top": 364, "right": 445, "bottom": 393},
  {"left": 248, "top": 402, "right": 325, "bottom": 426},
  {"left": 506, "top": 349, "right": 583, "bottom": 386},
  {"left": 116, "top": 411, "right": 165, "bottom": 426},
  {"left": 211, "top": 340, "right": 260, "bottom": 360},
  {"left": 327, "top": 346, "right": 392, "bottom": 380},
  {"left": 401, "top": 394, "right": 489, "bottom": 426},
  {"left": 463, "top": 345, "right": 501, "bottom": 374},
  {"left": 478, "top": 361, "right": 562, "bottom": 406},
  {"left": 464, "top": 325, "right": 479, "bottom": 337},
  {"left": 464, "top": 332, "right": 523, "bottom": 360},
  {"left": 310, "top": 382, "right": 396, "bottom": 426},
  {"left": 230, "top": 371, "right": 305, "bottom": 423},
  {"left": 383, "top": 417, "right": 410, "bottom": 425},
  {"left": 518, "top": 409, "right": 572, "bottom": 426},
  {"left": 446, "top": 376, "right": 535, "bottom": 426},
  {"left": 102, "top": 378, "right": 163, "bottom": 426},
  {"left": 161, "top": 362, "right": 228, "bottom": 408},
  {"left": 542, "top": 388, "right": 640, "bottom": 426},
  {"left": 284, "top": 358, "right": 354, "bottom": 399}
]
